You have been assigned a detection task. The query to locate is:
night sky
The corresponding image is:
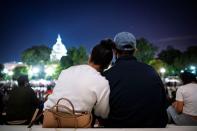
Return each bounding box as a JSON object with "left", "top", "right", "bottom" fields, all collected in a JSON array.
[{"left": 0, "top": 0, "right": 197, "bottom": 63}]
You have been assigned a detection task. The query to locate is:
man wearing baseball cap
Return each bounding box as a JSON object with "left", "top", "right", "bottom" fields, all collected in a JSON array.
[{"left": 103, "top": 32, "right": 168, "bottom": 127}]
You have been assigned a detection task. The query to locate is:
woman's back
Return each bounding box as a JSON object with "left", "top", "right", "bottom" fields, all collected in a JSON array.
[{"left": 176, "top": 83, "right": 197, "bottom": 116}]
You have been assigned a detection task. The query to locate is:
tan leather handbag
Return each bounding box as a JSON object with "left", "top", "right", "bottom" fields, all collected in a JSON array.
[{"left": 42, "top": 98, "right": 92, "bottom": 128}]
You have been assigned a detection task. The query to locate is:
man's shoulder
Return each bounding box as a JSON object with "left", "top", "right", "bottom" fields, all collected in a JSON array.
[
  {"left": 135, "top": 60, "right": 155, "bottom": 70},
  {"left": 104, "top": 61, "right": 155, "bottom": 73}
]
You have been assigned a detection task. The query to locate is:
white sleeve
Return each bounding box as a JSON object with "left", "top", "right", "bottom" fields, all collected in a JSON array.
[
  {"left": 94, "top": 81, "right": 110, "bottom": 119},
  {"left": 44, "top": 70, "right": 66, "bottom": 110},
  {"left": 176, "top": 87, "right": 184, "bottom": 101}
]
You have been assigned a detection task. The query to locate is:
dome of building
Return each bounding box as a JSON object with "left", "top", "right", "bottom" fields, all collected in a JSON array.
[{"left": 50, "top": 34, "right": 67, "bottom": 61}]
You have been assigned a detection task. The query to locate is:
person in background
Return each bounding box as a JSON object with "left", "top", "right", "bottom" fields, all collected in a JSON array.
[
  {"left": 0, "top": 87, "right": 3, "bottom": 124},
  {"left": 167, "top": 71, "right": 197, "bottom": 125},
  {"left": 103, "top": 32, "right": 168, "bottom": 127},
  {"left": 44, "top": 39, "right": 115, "bottom": 121},
  {"left": 6, "top": 75, "right": 39, "bottom": 125}
]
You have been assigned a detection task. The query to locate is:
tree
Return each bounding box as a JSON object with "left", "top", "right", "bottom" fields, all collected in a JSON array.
[
  {"left": 0, "top": 64, "right": 5, "bottom": 80},
  {"left": 184, "top": 46, "right": 197, "bottom": 64},
  {"left": 52, "top": 45, "right": 88, "bottom": 79},
  {"left": 12, "top": 66, "right": 28, "bottom": 80},
  {"left": 60, "top": 56, "right": 73, "bottom": 69},
  {"left": 135, "top": 38, "right": 157, "bottom": 64},
  {"left": 21, "top": 45, "right": 51, "bottom": 65},
  {"left": 149, "top": 59, "right": 166, "bottom": 73},
  {"left": 174, "top": 46, "right": 197, "bottom": 70},
  {"left": 158, "top": 46, "right": 182, "bottom": 65},
  {"left": 61, "top": 46, "right": 88, "bottom": 68},
  {"left": 68, "top": 46, "right": 88, "bottom": 65}
]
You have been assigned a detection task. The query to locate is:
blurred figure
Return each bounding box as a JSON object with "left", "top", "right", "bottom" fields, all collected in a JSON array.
[
  {"left": 6, "top": 75, "right": 39, "bottom": 125},
  {"left": 167, "top": 71, "right": 197, "bottom": 125},
  {"left": 103, "top": 32, "right": 168, "bottom": 127},
  {"left": 0, "top": 87, "right": 3, "bottom": 124}
]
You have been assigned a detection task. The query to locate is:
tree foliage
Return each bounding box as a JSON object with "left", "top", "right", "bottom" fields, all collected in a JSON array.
[
  {"left": 135, "top": 38, "right": 157, "bottom": 64},
  {"left": 174, "top": 46, "right": 197, "bottom": 69},
  {"left": 52, "top": 45, "right": 88, "bottom": 79},
  {"left": 21, "top": 45, "right": 51, "bottom": 65},
  {"left": 157, "top": 45, "right": 197, "bottom": 75},
  {"left": 0, "top": 64, "right": 5, "bottom": 80},
  {"left": 158, "top": 46, "right": 182, "bottom": 65},
  {"left": 149, "top": 59, "right": 166, "bottom": 73},
  {"left": 60, "top": 46, "right": 88, "bottom": 69},
  {"left": 12, "top": 66, "right": 28, "bottom": 80}
]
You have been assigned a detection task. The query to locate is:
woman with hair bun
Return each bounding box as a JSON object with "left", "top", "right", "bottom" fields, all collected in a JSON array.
[{"left": 44, "top": 39, "right": 115, "bottom": 122}]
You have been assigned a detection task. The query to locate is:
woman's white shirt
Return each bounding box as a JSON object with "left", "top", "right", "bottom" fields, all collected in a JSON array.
[
  {"left": 44, "top": 65, "right": 110, "bottom": 118},
  {"left": 176, "top": 83, "right": 197, "bottom": 116}
]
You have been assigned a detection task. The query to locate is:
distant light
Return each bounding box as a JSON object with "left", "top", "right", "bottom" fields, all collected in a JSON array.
[
  {"left": 8, "top": 71, "right": 14, "bottom": 76},
  {"left": 191, "top": 70, "right": 196, "bottom": 74},
  {"left": 2, "top": 69, "right": 8, "bottom": 74},
  {"left": 45, "top": 66, "right": 54, "bottom": 76},
  {"left": 180, "top": 70, "right": 184, "bottom": 73},
  {"left": 190, "top": 66, "right": 196, "bottom": 70},
  {"left": 32, "top": 67, "right": 40, "bottom": 74},
  {"left": 160, "top": 67, "right": 166, "bottom": 74}
]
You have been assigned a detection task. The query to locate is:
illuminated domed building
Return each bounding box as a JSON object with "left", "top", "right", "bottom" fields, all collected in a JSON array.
[{"left": 50, "top": 34, "right": 67, "bottom": 61}]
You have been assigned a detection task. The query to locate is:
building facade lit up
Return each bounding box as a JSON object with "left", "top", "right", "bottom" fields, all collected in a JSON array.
[{"left": 50, "top": 34, "right": 67, "bottom": 61}]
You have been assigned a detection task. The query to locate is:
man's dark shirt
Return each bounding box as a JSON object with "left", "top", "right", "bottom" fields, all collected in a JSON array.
[
  {"left": 6, "top": 85, "right": 39, "bottom": 123},
  {"left": 103, "top": 56, "right": 168, "bottom": 128}
]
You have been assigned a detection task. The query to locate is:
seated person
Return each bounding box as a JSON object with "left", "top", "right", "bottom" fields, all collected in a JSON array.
[
  {"left": 44, "top": 39, "right": 115, "bottom": 126},
  {"left": 0, "top": 89, "right": 4, "bottom": 124},
  {"left": 6, "top": 75, "right": 39, "bottom": 124},
  {"left": 167, "top": 71, "right": 197, "bottom": 125}
]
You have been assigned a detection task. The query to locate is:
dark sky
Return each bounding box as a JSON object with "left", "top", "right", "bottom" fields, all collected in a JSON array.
[{"left": 0, "top": 0, "right": 197, "bottom": 63}]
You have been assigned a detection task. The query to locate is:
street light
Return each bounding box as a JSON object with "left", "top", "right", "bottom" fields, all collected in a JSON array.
[
  {"left": 32, "top": 67, "right": 40, "bottom": 74},
  {"left": 28, "top": 66, "right": 40, "bottom": 77},
  {"left": 180, "top": 70, "right": 184, "bottom": 73},
  {"left": 45, "top": 66, "right": 54, "bottom": 76},
  {"left": 160, "top": 67, "right": 166, "bottom": 81},
  {"left": 8, "top": 71, "right": 14, "bottom": 76},
  {"left": 189, "top": 65, "right": 196, "bottom": 75},
  {"left": 160, "top": 67, "right": 166, "bottom": 74},
  {"left": 190, "top": 65, "right": 196, "bottom": 70}
]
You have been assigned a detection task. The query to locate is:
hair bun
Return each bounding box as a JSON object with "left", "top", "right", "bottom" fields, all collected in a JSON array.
[{"left": 100, "top": 39, "right": 116, "bottom": 50}]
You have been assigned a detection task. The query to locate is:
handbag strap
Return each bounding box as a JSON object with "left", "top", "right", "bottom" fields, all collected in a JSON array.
[
  {"left": 51, "top": 104, "right": 74, "bottom": 115},
  {"left": 56, "top": 98, "right": 75, "bottom": 114}
]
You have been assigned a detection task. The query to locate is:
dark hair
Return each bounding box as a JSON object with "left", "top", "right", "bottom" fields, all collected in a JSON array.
[
  {"left": 90, "top": 39, "right": 115, "bottom": 71},
  {"left": 180, "top": 71, "right": 197, "bottom": 85},
  {"left": 115, "top": 48, "right": 135, "bottom": 56},
  {"left": 17, "top": 75, "right": 29, "bottom": 87}
]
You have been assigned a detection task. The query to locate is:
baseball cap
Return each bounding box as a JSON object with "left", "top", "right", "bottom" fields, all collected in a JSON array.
[{"left": 114, "top": 32, "right": 136, "bottom": 51}]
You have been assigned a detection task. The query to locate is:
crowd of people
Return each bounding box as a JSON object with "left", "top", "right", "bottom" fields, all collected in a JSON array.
[{"left": 0, "top": 31, "right": 197, "bottom": 127}]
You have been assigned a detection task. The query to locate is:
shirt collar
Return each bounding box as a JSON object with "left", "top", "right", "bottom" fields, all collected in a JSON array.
[{"left": 116, "top": 55, "right": 137, "bottom": 63}]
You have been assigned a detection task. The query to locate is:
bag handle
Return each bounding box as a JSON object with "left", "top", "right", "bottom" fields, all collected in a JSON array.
[
  {"left": 50, "top": 104, "right": 74, "bottom": 115},
  {"left": 56, "top": 98, "right": 75, "bottom": 114}
]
